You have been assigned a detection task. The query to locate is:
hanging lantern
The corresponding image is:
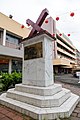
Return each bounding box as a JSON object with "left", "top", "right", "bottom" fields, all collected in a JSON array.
[
  {"left": 68, "top": 34, "right": 70, "bottom": 36},
  {"left": 45, "top": 20, "right": 48, "bottom": 23},
  {"left": 59, "top": 33, "right": 62, "bottom": 36},
  {"left": 56, "top": 17, "right": 59, "bottom": 21},
  {"left": 21, "top": 25, "right": 24, "bottom": 28},
  {"left": 70, "top": 12, "right": 74, "bottom": 17}
]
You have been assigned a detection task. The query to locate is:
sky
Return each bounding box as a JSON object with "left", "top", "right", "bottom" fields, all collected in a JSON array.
[{"left": 0, "top": 0, "right": 80, "bottom": 50}]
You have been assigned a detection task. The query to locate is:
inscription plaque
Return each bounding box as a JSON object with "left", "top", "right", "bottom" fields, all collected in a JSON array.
[{"left": 24, "top": 42, "right": 43, "bottom": 60}]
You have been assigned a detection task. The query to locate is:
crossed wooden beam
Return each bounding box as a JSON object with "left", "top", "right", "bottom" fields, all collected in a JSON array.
[{"left": 26, "top": 8, "right": 49, "bottom": 37}]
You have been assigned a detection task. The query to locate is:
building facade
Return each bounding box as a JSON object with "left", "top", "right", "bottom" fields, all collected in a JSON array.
[
  {"left": 75, "top": 49, "right": 80, "bottom": 68},
  {"left": 0, "top": 13, "right": 80, "bottom": 74},
  {"left": 54, "top": 31, "right": 76, "bottom": 74},
  {"left": 0, "top": 12, "right": 30, "bottom": 73},
  {"left": 42, "top": 17, "right": 77, "bottom": 74}
]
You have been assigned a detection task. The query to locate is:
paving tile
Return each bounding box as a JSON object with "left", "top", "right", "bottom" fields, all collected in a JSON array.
[
  {"left": 13, "top": 115, "right": 23, "bottom": 120},
  {"left": 70, "top": 116, "right": 80, "bottom": 120},
  {"left": 0, "top": 106, "right": 4, "bottom": 111},
  {"left": 0, "top": 113, "right": 5, "bottom": 119},
  {"left": 74, "top": 108, "right": 80, "bottom": 113},
  {"left": 5, "top": 107, "right": 13, "bottom": 112},
  {"left": 6, "top": 112, "right": 17, "bottom": 119},
  {"left": 0, "top": 108, "right": 9, "bottom": 115},
  {"left": 1, "top": 117, "right": 11, "bottom": 120},
  {"left": 72, "top": 112, "right": 78, "bottom": 117}
]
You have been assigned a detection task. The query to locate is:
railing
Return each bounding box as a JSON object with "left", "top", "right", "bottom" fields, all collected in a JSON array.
[
  {"left": 57, "top": 47, "right": 76, "bottom": 59},
  {"left": 5, "top": 41, "right": 21, "bottom": 50}
]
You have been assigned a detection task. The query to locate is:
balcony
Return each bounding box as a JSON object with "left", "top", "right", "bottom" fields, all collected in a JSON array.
[
  {"left": 0, "top": 44, "right": 23, "bottom": 58},
  {"left": 57, "top": 39, "right": 75, "bottom": 54},
  {"left": 57, "top": 47, "right": 76, "bottom": 59},
  {"left": 5, "top": 41, "right": 20, "bottom": 49},
  {"left": 53, "top": 58, "right": 70, "bottom": 66}
]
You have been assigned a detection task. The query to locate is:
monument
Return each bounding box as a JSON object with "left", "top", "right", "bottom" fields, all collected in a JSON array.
[{"left": 0, "top": 8, "right": 79, "bottom": 120}]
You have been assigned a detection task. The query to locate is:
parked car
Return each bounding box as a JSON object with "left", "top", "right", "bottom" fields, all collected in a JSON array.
[{"left": 72, "top": 69, "right": 80, "bottom": 78}]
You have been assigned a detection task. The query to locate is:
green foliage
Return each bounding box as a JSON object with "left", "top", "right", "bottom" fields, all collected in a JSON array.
[
  {"left": 0, "top": 71, "right": 22, "bottom": 91},
  {"left": 0, "top": 83, "right": 3, "bottom": 92},
  {"left": 11, "top": 71, "right": 22, "bottom": 86}
]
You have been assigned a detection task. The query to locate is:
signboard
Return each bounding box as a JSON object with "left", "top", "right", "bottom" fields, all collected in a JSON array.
[{"left": 24, "top": 42, "right": 43, "bottom": 60}]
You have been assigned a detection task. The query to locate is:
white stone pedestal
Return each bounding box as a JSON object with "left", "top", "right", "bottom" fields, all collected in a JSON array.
[
  {"left": 0, "top": 33, "right": 79, "bottom": 120},
  {"left": 23, "top": 33, "right": 54, "bottom": 87}
]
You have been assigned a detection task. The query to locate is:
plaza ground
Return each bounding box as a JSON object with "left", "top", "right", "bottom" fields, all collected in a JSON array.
[{"left": 0, "top": 74, "right": 80, "bottom": 120}]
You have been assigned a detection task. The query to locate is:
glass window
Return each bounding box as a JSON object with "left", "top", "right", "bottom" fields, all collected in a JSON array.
[
  {"left": 6, "top": 34, "right": 20, "bottom": 45},
  {"left": 12, "top": 60, "right": 22, "bottom": 72},
  {"left": 0, "top": 63, "right": 8, "bottom": 73}
]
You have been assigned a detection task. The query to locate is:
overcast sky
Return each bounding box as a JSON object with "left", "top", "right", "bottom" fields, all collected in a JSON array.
[{"left": 0, "top": 0, "right": 80, "bottom": 50}]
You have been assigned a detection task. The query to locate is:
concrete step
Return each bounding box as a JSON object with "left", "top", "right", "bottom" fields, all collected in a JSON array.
[
  {"left": 15, "top": 83, "right": 62, "bottom": 96},
  {"left": 6, "top": 88, "right": 71, "bottom": 107},
  {"left": 0, "top": 93, "right": 79, "bottom": 120}
]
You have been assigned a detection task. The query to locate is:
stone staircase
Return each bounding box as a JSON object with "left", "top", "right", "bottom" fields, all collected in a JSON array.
[{"left": 0, "top": 83, "right": 79, "bottom": 120}]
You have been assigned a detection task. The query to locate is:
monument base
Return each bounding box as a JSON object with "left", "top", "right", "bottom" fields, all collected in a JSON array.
[{"left": 0, "top": 83, "right": 79, "bottom": 120}]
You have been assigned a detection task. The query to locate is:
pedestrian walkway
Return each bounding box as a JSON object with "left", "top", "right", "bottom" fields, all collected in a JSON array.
[
  {"left": 0, "top": 104, "right": 33, "bottom": 120},
  {"left": 0, "top": 76, "right": 80, "bottom": 120},
  {"left": 56, "top": 78, "right": 80, "bottom": 120},
  {"left": 55, "top": 74, "right": 79, "bottom": 85}
]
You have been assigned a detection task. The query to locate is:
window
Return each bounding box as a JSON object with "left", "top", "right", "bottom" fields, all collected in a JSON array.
[{"left": 6, "top": 34, "right": 20, "bottom": 45}]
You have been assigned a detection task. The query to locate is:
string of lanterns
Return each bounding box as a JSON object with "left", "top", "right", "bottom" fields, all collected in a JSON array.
[
  {"left": 21, "top": 23, "right": 30, "bottom": 29},
  {"left": 51, "top": 33, "right": 71, "bottom": 37},
  {"left": 21, "top": 24, "right": 24, "bottom": 28},
  {"left": 45, "top": 12, "right": 75, "bottom": 22},
  {"left": 45, "top": 20, "right": 48, "bottom": 23},
  {"left": 55, "top": 12, "right": 75, "bottom": 21},
  {"left": 44, "top": 12, "right": 75, "bottom": 37},
  {"left": 22, "top": 11, "right": 75, "bottom": 37},
  {"left": 70, "top": 12, "right": 75, "bottom": 17}
]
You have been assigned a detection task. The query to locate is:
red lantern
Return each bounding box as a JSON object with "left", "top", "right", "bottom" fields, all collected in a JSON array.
[
  {"left": 68, "top": 34, "right": 70, "bottom": 36},
  {"left": 59, "top": 33, "right": 62, "bottom": 36},
  {"left": 45, "top": 20, "right": 48, "bottom": 23},
  {"left": 70, "top": 12, "right": 74, "bottom": 17},
  {"left": 21, "top": 25, "right": 24, "bottom": 28},
  {"left": 56, "top": 17, "right": 59, "bottom": 21}
]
